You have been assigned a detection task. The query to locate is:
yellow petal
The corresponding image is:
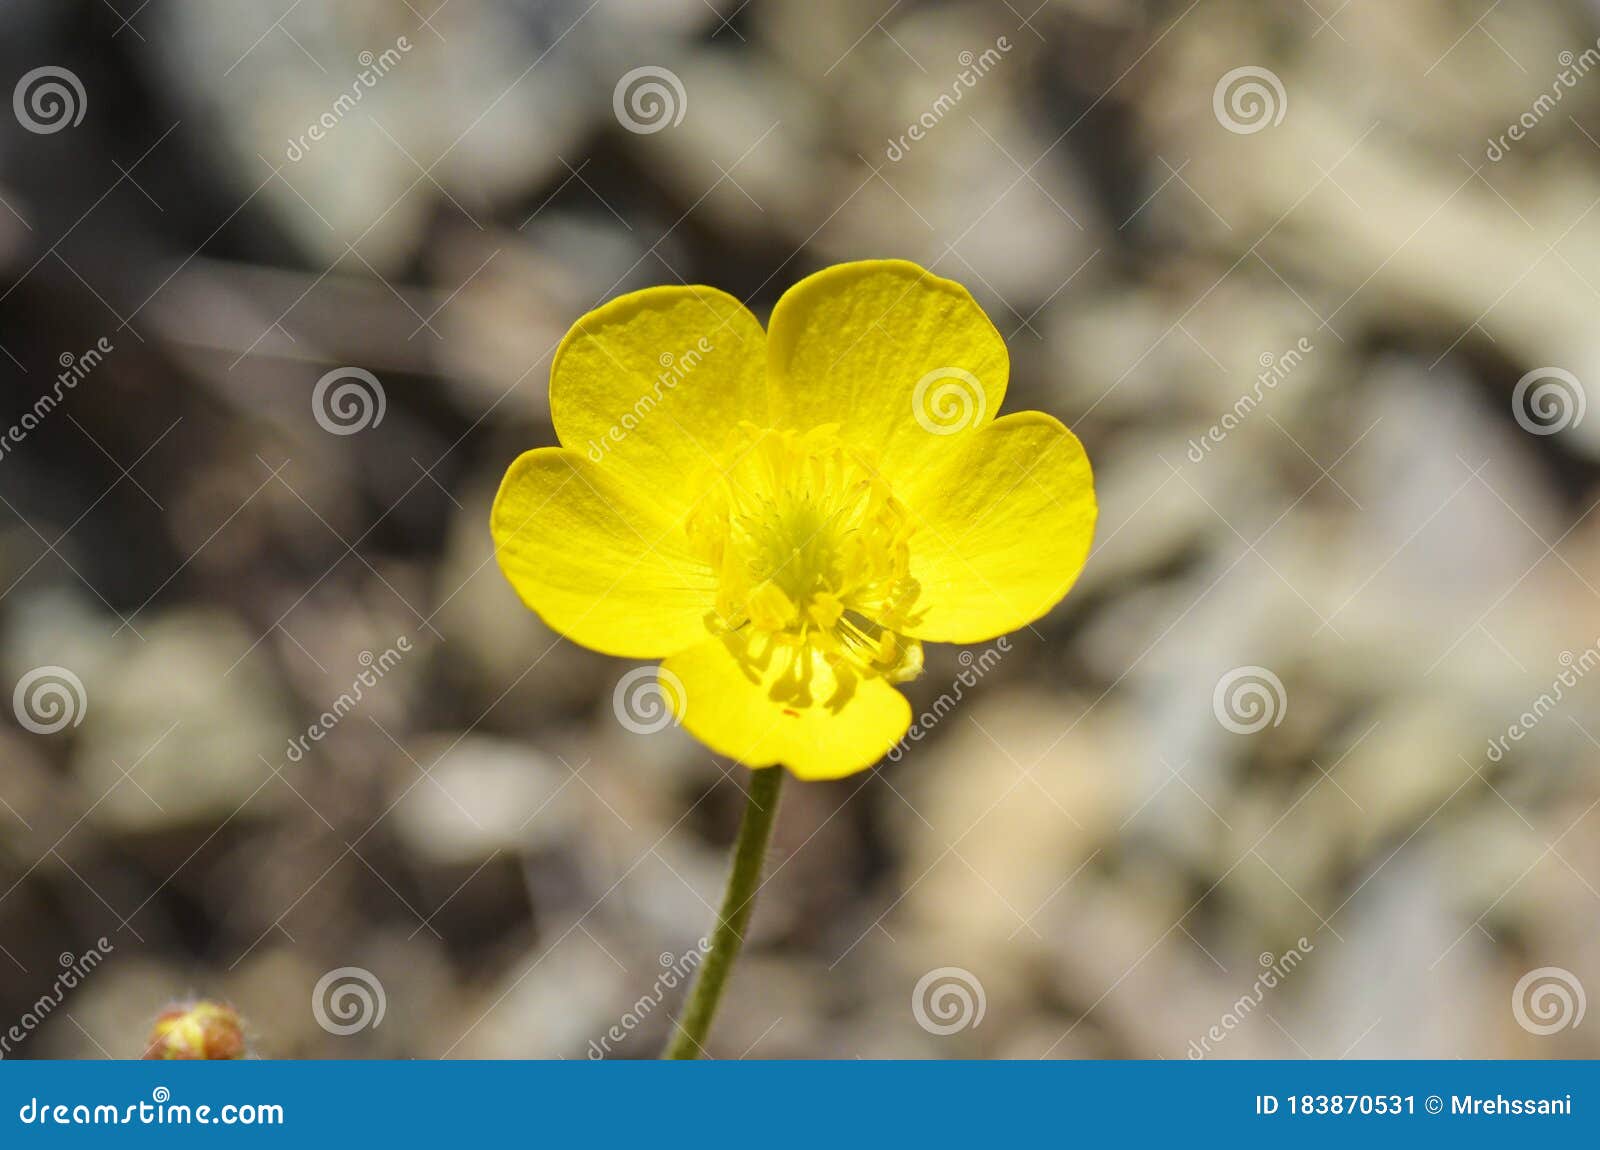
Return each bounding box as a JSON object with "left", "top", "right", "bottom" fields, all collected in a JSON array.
[
  {"left": 766, "top": 259, "right": 1008, "bottom": 483},
  {"left": 550, "top": 285, "right": 767, "bottom": 503},
  {"left": 899, "top": 411, "right": 1095, "bottom": 643},
  {"left": 490, "top": 448, "right": 716, "bottom": 658},
  {"left": 663, "top": 637, "right": 911, "bottom": 780}
]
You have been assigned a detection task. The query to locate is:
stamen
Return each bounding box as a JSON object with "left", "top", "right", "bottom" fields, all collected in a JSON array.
[{"left": 687, "top": 425, "right": 924, "bottom": 700}]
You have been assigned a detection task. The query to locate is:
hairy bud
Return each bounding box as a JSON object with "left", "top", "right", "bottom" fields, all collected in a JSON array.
[{"left": 144, "top": 1001, "right": 247, "bottom": 1060}]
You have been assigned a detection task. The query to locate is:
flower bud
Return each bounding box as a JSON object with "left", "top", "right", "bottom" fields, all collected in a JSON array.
[{"left": 144, "top": 1001, "right": 247, "bottom": 1060}]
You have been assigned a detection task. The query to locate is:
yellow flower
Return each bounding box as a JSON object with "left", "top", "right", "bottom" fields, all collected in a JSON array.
[{"left": 491, "top": 260, "right": 1095, "bottom": 779}]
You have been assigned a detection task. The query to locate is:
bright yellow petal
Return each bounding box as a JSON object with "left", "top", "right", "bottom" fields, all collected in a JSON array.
[
  {"left": 550, "top": 284, "right": 767, "bottom": 503},
  {"left": 663, "top": 637, "right": 911, "bottom": 780},
  {"left": 490, "top": 448, "right": 715, "bottom": 658},
  {"left": 765, "top": 259, "right": 1008, "bottom": 483},
  {"left": 900, "top": 411, "right": 1095, "bottom": 643}
]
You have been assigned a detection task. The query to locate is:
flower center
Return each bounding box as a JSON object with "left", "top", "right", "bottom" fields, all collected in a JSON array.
[{"left": 686, "top": 424, "right": 924, "bottom": 703}]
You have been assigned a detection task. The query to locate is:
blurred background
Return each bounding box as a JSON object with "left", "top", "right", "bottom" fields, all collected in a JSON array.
[{"left": 2, "top": 0, "right": 1600, "bottom": 1059}]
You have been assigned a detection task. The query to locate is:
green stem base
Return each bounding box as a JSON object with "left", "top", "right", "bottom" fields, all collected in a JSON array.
[{"left": 662, "top": 767, "right": 785, "bottom": 1059}]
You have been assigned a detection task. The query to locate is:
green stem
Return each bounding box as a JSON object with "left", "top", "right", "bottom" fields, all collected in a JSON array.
[{"left": 663, "top": 767, "right": 785, "bottom": 1059}]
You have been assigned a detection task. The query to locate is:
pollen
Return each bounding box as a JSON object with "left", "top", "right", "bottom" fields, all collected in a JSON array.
[{"left": 687, "top": 424, "right": 924, "bottom": 701}]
